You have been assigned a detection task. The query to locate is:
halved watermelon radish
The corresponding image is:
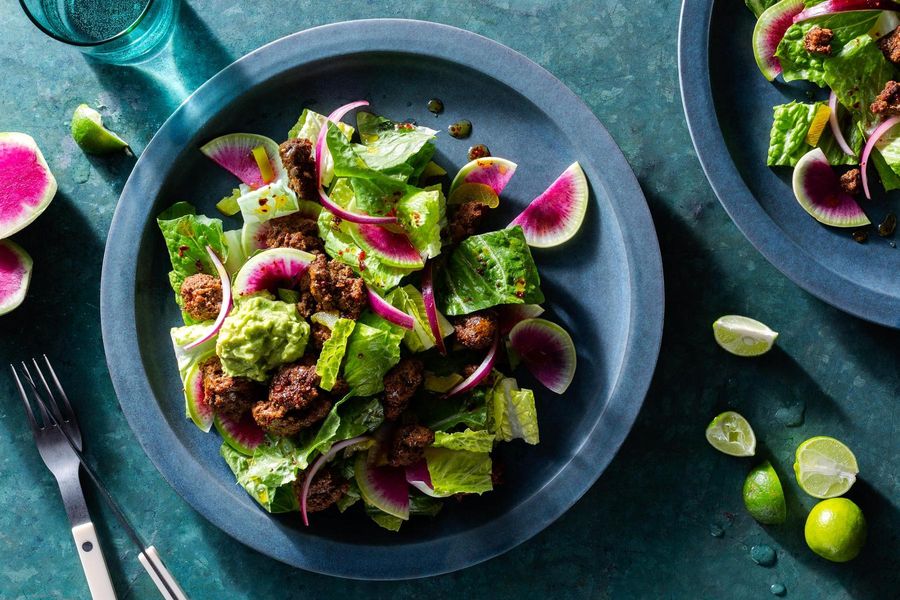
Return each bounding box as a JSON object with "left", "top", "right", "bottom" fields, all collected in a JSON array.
[
  {"left": 793, "top": 148, "right": 870, "bottom": 227},
  {"left": 449, "top": 157, "right": 517, "bottom": 196},
  {"left": 752, "top": 0, "right": 805, "bottom": 81},
  {"left": 201, "top": 134, "right": 286, "bottom": 189},
  {"left": 241, "top": 199, "right": 321, "bottom": 256},
  {"left": 498, "top": 304, "right": 545, "bottom": 335},
  {"left": 0, "top": 239, "right": 32, "bottom": 316},
  {"left": 509, "top": 162, "right": 589, "bottom": 248},
  {"left": 355, "top": 451, "right": 410, "bottom": 520},
  {"left": 184, "top": 361, "right": 214, "bottom": 432},
  {"left": 233, "top": 247, "right": 316, "bottom": 296},
  {"left": 351, "top": 223, "right": 424, "bottom": 269},
  {"left": 215, "top": 412, "right": 266, "bottom": 455},
  {"left": 508, "top": 318, "right": 577, "bottom": 394},
  {"left": 0, "top": 132, "right": 57, "bottom": 239}
]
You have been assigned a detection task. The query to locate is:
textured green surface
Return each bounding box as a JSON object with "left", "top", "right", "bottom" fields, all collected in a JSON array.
[{"left": 0, "top": 1, "right": 897, "bottom": 598}]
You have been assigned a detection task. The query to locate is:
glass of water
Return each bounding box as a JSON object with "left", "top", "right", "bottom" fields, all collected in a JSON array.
[{"left": 20, "top": 0, "right": 180, "bottom": 64}]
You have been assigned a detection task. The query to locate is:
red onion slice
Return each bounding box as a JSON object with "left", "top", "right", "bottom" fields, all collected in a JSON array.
[
  {"left": 445, "top": 338, "right": 498, "bottom": 398},
  {"left": 794, "top": 0, "right": 899, "bottom": 22},
  {"left": 366, "top": 285, "right": 415, "bottom": 330},
  {"left": 184, "top": 246, "right": 232, "bottom": 350},
  {"left": 301, "top": 434, "right": 371, "bottom": 526},
  {"left": 861, "top": 116, "right": 900, "bottom": 199},
  {"left": 828, "top": 91, "right": 855, "bottom": 157},
  {"left": 421, "top": 261, "right": 447, "bottom": 355},
  {"left": 405, "top": 459, "right": 439, "bottom": 497}
]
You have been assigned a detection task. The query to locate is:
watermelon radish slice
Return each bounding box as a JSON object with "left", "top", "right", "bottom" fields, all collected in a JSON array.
[
  {"left": 233, "top": 247, "right": 316, "bottom": 296},
  {"left": 201, "top": 134, "right": 286, "bottom": 189},
  {"left": 351, "top": 223, "right": 424, "bottom": 269},
  {"left": 753, "top": 0, "right": 805, "bottom": 81},
  {"left": 509, "top": 162, "right": 589, "bottom": 248},
  {"left": 0, "top": 239, "right": 32, "bottom": 316},
  {"left": 241, "top": 199, "right": 321, "bottom": 256},
  {"left": 498, "top": 304, "right": 545, "bottom": 335},
  {"left": 795, "top": 0, "right": 900, "bottom": 22},
  {"left": 449, "top": 157, "right": 517, "bottom": 196},
  {"left": 0, "top": 133, "right": 57, "bottom": 239},
  {"left": 793, "top": 148, "right": 870, "bottom": 227},
  {"left": 508, "top": 318, "right": 577, "bottom": 394},
  {"left": 184, "top": 361, "right": 214, "bottom": 432},
  {"left": 215, "top": 412, "right": 266, "bottom": 455},
  {"left": 354, "top": 451, "right": 410, "bottom": 520}
]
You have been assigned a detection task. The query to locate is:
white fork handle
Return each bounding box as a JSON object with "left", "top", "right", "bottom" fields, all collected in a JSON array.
[
  {"left": 71, "top": 522, "right": 117, "bottom": 600},
  {"left": 139, "top": 545, "right": 189, "bottom": 600}
]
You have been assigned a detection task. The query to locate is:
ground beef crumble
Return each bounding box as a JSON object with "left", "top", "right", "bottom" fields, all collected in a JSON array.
[
  {"left": 382, "top": 358, "right": 425, "bottom": 421},
  {"left": 180, "top": 273, "right": 222, "bottom": 322},
  {"left": 307, "top": 254, "right": 367, "bottom": 319},
  {"left": 452, "top": 309, "right": 499, "bottom": 351},
  {"left": 279, "top": 138, "right": 318, "bottom": 200},
  {"left": 878, "top": 26, "right": 900, "bottom": 65},
  {"left": 251, "top": 360, "right": 332, "bottom": 436},
  {"left": 293, "top": 467, "right": 348, "bottom": 513},
  {"left": 258, "top": 213, "right": 324, "bottom": 254},
  {"left": 200, "top": 356, "right": 262, "bottom": 420},
  {"left": 448, "top": 201, "right": 489, "bottom": 244},
  {"left": 840, "top": 169, "right": 862, "bottom": 196},
  {"left": 871, "top": 81, "right": 900, "bottom": 116},
  {"left": 387, "top": 424, "right": 435, "bottom": 467},
  {"left": 804, "top": 27, "right": 833, "bottom": 56}
]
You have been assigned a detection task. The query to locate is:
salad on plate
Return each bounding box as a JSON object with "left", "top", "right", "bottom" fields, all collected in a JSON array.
[{"left": 157, "top": 100, "right": 589, "bottom": 530}]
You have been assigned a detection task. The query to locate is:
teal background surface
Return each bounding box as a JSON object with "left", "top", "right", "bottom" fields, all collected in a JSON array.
[{"left": 0, "top": 1, "right": 897, "bottom": 598}]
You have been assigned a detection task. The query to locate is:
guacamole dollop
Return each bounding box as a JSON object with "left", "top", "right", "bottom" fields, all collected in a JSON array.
[{"left": 216, "top": 295, "right": 309, "bottom": 381}]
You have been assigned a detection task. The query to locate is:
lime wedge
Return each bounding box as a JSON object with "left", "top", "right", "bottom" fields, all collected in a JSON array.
[
  {"left": 70, "top": 104, "right": 129, "bottom": 155},
  {"left": 794, "top": 436, "right": 859, "bottom": 499},
  {"left": 743, "top": 461, "right": 787, "bottom": 524},
  {"left": 706, "top": 411, "right": 756, "bottom": 457},
  {"left": 713, "top": 315, "right": 778, "bottom": 357}
]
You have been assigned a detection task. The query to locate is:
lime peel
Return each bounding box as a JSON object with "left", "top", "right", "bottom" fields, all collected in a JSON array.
[
  {"left": 70, "top": 104, "right": 129, "bottom": 155},
  {"left": 743, "top": 461, "right": 787, "bottom": 524},
  {"left": 712, "top": 315, "right": 778, "bottom": 357}
]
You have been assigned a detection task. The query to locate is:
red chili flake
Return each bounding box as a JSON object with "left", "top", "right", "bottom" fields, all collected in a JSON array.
[
  {"left": 258, "top": 198, "right": 267, "bottom": 206},
  {"left": 195, "top": 260, "right": 204, "bottom": 271},
  {"left": 178, "top": 245, "right": 189, "bottom": 257}
]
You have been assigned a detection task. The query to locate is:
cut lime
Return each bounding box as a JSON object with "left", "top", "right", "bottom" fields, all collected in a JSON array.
[
  {"left": 712, "top": 315, "right": 778, "bottom": 357},
  {"left": 794, "top": 436, "right": 858, "bottom": 498},
  {"left": 70, "top": 104, "right": 129, "bottom": 155},
  {"left": 706, "top": 411, "right": 756, "bottom": 457},
  {"left": 805, "top": 498, "right": 866, "bottom": 562},
  {"left": 743, "top": 461, "right": 787, "bottom": 524},
  {"left": 805, "top": 104, "right": 831, "bottom": 146}
]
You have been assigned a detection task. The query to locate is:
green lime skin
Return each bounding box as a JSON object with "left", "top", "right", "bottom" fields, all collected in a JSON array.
[
  {"left": 743, "top": 460, "right": 787, "bottom": 525},
  {"left": 805, "top": 498, "right": 867, "bottom": 562}
]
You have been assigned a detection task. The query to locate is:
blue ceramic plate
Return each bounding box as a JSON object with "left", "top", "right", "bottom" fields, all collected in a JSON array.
[
  {"left": 101, "top": 19, "right": 664, "bottom": 579},
  {"left": 679, "top": 1, "right": 900, "bottom": 328}
]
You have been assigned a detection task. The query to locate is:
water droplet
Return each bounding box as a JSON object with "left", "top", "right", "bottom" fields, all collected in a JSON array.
[
  {"left": 770, "top": 583, "right": 786, "bottom": 596},
  {"left": 427, "top": 98, "right": 444, "bottom": 114},
  {"left": 448, "top": 119, "right": 472, "bottom": 139},
  {"left": 775, "top": 402, "right": 805, "bottom": 427},
  {"left": 709, "top": 523, "right": 725, "bottom": 538},
  {"left": 750, "top": 544, "right": 777, "bottom": 567},
  {"left": 467, "top": 144, "right": 491, "bottom": 161}
]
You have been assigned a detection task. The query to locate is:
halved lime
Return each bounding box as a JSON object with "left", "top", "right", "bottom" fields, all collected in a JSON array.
[
  {"left": 805, "top": 498, "right": 866, "bottom": 562},
  {"left": 706, "top": 411, "right": 756, "bottom": 457},
  {"left": 70, "top": 104, "right": 129, "bottom": 155},
  {"left": 712, "top": 315, "right": 778, "bottom": 357},
  {"left": 743, "top": 461, "right": 787, "bottom": 524},
  {"left": 794, "top": 436, "right": 858, "bottom": 498}
]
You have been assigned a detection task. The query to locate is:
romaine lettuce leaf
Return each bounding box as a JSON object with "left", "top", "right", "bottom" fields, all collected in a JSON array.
[
  {"left": 872, "top": 143, "right": 900, "bottom": 191},
  {"left": 354, "top": 112, "right": 437, "bottom": 181},
  {"left": 366, "top": 504, "right": 404, "bottom": 531},
  {"left": 418, "top": 387, "right": 489, "bottom": 432},
  {"left": 237, "top": 179, "right": 300, "bottom": 224},
  {"left": 409, "top": 494, "right": 443, "bottom": 517},
  {"left": 315, "top": 317, "right": 355, "bottom": 391},
  {"left": 397, "top": 187, "right": 445, "bottom": 260},
  {"left": 823, "top": 34, "right": 898, "bottom": 129},
  {"left": 424, "top": 447, "right": 493, "bottom": 496},
  {"left": 336, "top": 479, "right": 361, "bottom": 512},
  {"left": 341, "top": 321, "right": 403, "bottom": 396},
  {"left": 488, "top": 378, "right": 539, "bottom": 445},
  {"left": 437, "top": 226, "right": 544, "bottom": 316},
  {"left": 386, "top": 285, "right": 452, "bottom": 353},
  {"left": 745, "top": 0, "right": 778, "bottom": 17},
  {"left": 295, "top": 395, "right": 383, "bottom": 466},
  {"left": 775, "top": 12, "right": 880, "bottom": 86},
  {"left": 220, "top": 438, "right": 302, "bottom": 513},
  {"left": 157, "top": 202, "right": 228, "bottom": 324},
  {"left": 432, "top": 429, "right": 495, "bottom": 453},
  {"left": 170, "top": 323, "right": 216, "bottom": 418},
  {"left": 767, "top": 101, "right": 861, "bottom": 166},
  {"left": 288, "top": 108, "right": 354, "bottom": 142}
]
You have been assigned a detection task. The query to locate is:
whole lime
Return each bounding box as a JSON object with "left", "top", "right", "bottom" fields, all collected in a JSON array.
[{"left": 804, "top": 498, "right": 866, "bottom": 562}]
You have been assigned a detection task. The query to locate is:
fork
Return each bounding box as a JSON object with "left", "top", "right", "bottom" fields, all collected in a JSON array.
[{"left": 11, "top": 357, "right": 188, "bottom": 600}]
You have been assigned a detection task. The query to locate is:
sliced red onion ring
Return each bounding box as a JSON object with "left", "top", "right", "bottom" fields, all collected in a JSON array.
[
  {"left": 301, "top": 434, "right": 371, "bottom": 526},
  {"left": 366, "top": 285, "right": 415, "bottom": 330},
  {"left": 445, "top": 338, "right": 498, "bottom": 398},
  {"left": 861, "top": 116, "right": 900, "bottom": 199},
  {"left": 828, "top": 91, "right": 855, "bottom": 157},
  {"left": 405, "top": 459, "right": 438, "bottom": 497},
  {"left": 184, "top": 246, "right": 232, "bottom": 350},
  {"left": 421, "top": 261, "right": 447, "bottom": 355},
  {"left": 794, "top": 0, "right": 900, "bottom": 22}
]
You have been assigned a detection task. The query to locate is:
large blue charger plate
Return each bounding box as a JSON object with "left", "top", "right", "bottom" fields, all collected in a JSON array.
[
  {"left": 679, "top": 1, "right": 900, "bottom": 328},
  {"left": 101, "top": 19, "right": 664, "bottom": 579}
]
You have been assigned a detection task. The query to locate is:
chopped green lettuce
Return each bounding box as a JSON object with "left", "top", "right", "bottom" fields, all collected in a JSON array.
[
  {"left": 354, "top": 112, "right": 437, "bottom": 181},
  {"left": 295, "top": 395, "right": 383, "bottom": 466},
  {"left": 386, "top": 285, "right": 452, "bottom": 353},
  {"left": 424, "top": 447, "right": 493, "bottom": 496},
  {"left": 745, "top": 0, "right": 778, "bottom": 17},
  {"left": 336, "top": 479, "right": 361, "bottom": 512},
  {"left": 315, "top": 318, "right": 355, "bottom": 391},
  {"left": 767, "top": 101, "right": 861, "bottom": 167},
  {"left": 341, "top": 320, "right": 403, "bottom": 395},
  {"left": 488, "top": 378, "right": 540, "bottom": 445},
  {"left": 432, "top": 429, "right": 495, "bottom": 453},
  {"left": 366, "top": 505, "right": 404, "bottom": 531},
  {"left": 157, "top": 202, "right": 228, "bottom": 324},
  {"left": 419, "top": 387, "right": 489, "bottom": 432},
  {"left": 223, "top": 229, "right": 246, "bottom": 275},
  {"left": 288, "top": 108, "right": 354, "bottom": 142},
  {"left": 409, "top": 494, "right": 443, "bottom": 517},
  {"left": 397, "top": 186, "right": 445, "bottom": 259},
  {"left": 823, "top": 34, "right": 898, "bottom": 129},
  {"left": 437, "top": 226, "right": 544, "bottom": 316},
  {"left": 169, "top": 323, "right": 215, "bottom": 418},
  {"left": 775, "top": 12, "right": 880, "bottom": 86},
  {"left": 872, "top": 142, "right": 900, "bottom": 192},
  {"left": 220, "top": 439, "right": 303, "bottom": 513},
  {"left": 238, "top": 179, "right": 301, "bottom": 223}
]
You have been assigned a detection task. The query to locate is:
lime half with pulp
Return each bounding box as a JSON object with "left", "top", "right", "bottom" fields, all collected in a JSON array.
[
  {"left": 794, "top": 436, "right": 858, "bottom": 498},
  {"left": 743, "top": 460, "right": 787, "bottom": 524},
  {"left": 71, "top": 104, "right": 129, "bottom": 155},
  {"left": 805, "top": 498, "right": 866, "bottom": 562},
  {"left": 706, "top": 411, "right": 756, "bottom": 457},
  {"left": 713, "top": 315, "right": 778, "bottom": 357}
]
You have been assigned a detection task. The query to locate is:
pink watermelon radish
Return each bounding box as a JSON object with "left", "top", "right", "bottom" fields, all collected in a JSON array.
[
  {"left": 0, "top": 133, "right": 57, "bottom": 239},
  {"left": 793, "top": 148, "right": 870, "bottom": 227},
  {"left": 795, "top": 0, "right": 900, "bottom": 22},
  {"left": 509, "top": 162, "right": 589, "bottom": 248},
  {"left": 449, "top": 157, "right": 517, "bottom": 196},
  {"left": 201, "top": 134, "right": 286, "bottom": 189},
  {"left": 351, "top": 223, "right": 424, "bottom": 269},
  {"left": 241, "top": 200, "right": 322, "bottom": 256},
  {"left": 752, "top": 0, "right": 805, "bottom": 81},
  {"left": 184, "top": 360, "right": 214, "bottom": 432},
  {"left": 0, "top": 239, "right": 32, "bottom": 316},
  {"left": 233, "top": 247, "right": 316, "bottom": 296},
  {"left": 215, "top": 411, "right": 266, "bottom": 455},
  {"left": 508, "top": 318, "right": 576, "bottom": 394},
  {"left": 498, "top": 304, "right": 545, "bottom": 335},
  {"left": 354, "top": 451, "right": 410, "bottom": 520}
]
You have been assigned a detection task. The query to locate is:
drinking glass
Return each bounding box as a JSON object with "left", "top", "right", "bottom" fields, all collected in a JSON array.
[{"left": 20, "top": 0, "right": 180, "bottom": 64}]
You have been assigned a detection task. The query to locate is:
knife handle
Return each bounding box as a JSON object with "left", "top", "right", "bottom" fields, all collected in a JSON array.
[
  {"left": 139, "top": 545, "right": 189, "bottom": 600},
  {"left": 71, "top": 522, "right": 117, "bottom": 600}
]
